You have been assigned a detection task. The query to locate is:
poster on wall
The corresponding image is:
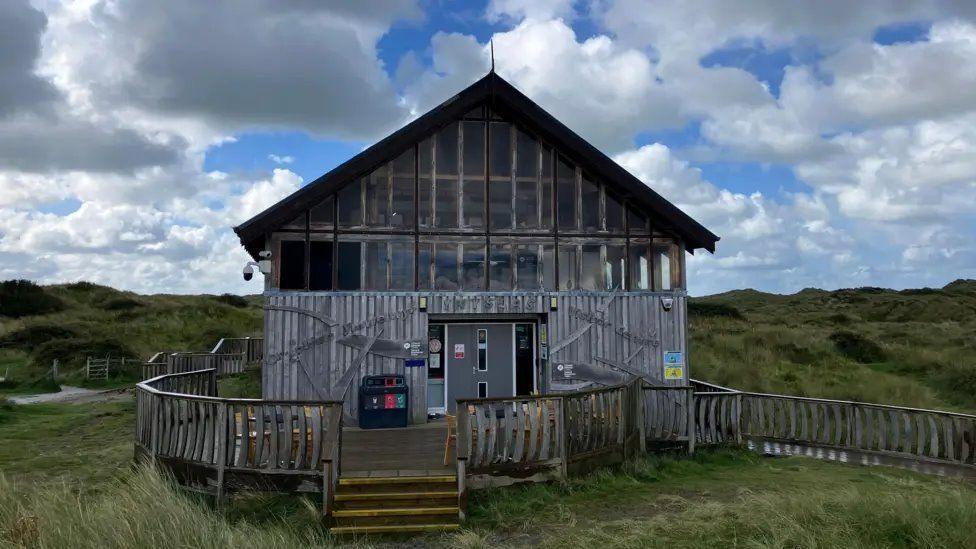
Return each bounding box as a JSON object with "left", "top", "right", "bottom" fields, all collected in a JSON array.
[
  {"left": 454, "top": 344, "right": 465, "bottom": 359},
  {"left": 663, "top": 351, "right": 684, "bottom": 380}
]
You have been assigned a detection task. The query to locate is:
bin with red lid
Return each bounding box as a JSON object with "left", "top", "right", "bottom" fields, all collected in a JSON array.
[{"left": 358, "top": 375, "right": 408, "bottom": 428}]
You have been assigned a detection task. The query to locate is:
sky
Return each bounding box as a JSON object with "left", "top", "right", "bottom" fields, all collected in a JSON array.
[{"left": 1, "top": 0, "right": 975, "bottom": 297}]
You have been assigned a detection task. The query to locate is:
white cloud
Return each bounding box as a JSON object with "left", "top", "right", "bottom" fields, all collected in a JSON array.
[
  {"left": 268, "top": 154, "right": 294, "bottom": 165},
  {"left": 486, "top": 0, "right": 575, "bottom": 23}
]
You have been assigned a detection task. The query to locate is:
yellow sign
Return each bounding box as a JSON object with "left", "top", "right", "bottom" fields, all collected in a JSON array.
[{"left": 664, "top": 366, "right": 684, "bottom": 380}]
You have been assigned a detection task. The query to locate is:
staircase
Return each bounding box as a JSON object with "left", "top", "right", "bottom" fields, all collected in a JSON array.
[{"left": 329, "top": 474, "right": 461, "bottom": 536}]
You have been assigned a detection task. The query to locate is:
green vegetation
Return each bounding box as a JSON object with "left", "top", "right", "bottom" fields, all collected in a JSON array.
[
  {"left": 0, "top": 281, "right": 262, "bottom": 394},
  {"left": 690, "top": 280, "right": 976, "bottom": 411}
]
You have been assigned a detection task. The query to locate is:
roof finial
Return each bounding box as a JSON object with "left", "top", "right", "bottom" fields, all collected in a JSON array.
[{"left": 490, "top": 39, "right": 495, "bottom": 73}]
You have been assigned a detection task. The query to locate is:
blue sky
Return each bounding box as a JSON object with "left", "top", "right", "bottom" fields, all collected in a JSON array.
[{"left": 2, "top": 1, "right": 975, "bottom": 295}]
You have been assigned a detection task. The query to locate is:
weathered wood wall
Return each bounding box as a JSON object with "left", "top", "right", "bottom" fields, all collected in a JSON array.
[{"left": 262, "top": 291, "right": 688, "bottom": 423}]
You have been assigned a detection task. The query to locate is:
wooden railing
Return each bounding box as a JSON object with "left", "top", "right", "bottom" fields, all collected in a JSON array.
[
  {"left": 211, "top": 337, "right": 264, "bottom": 364},
  {"left": 643, "top": 385, "right": 694, "bottom": 452},
  {"left": 456, "top": 378, "right": 644, "bottom": 484},
  {"left": 687, "top": 378, "right": 976, "bottom": 467},
  {"left": 135, "top": 369, "right": 343, "bottom": 501}
]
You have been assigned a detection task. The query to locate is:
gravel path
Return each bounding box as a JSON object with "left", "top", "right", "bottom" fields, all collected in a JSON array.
[{"left": 9, "top": 386, "right": 132, "bottom": 405}]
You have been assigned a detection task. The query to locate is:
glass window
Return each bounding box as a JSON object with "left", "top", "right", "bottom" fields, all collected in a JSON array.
[
  {"left": 337, "top": 241, "right": 361, "bottom": 290},
  {"left": 435, "top": 124, "right": 459, "bottom": 228},
  {"left": 515, "top": 244, "right": 540, "bottom": 290},
  {"left": 461, "top": 242, "right": 486, "bottom": 290},
  {"left": 580, "top": 175, "right": 600, "bottom": 231},
  {"left": 389, "top": 240, "right": 414, "bottom": 290},
  {"left": 461, "top": 121, "right": 485, "bottom": 228},
  {"left": 606, "top": 190, "right": 624, "bottom": 232},
  {"left": 434, "top": 242, "right": 459, "bottom": 291},
  {"left": 279, "top": 239, "right": 305, "bottom": 290},
  {"left": 556, "top": 156, "right": 576, "bottom": 230},
  {"left": 489, "top": 243, "right": 513, "bottom": 290},
  {"left": 363, "top": 241, "right": 388, "bottom": 290},
  {"left": 628, "top": 205, "right": 648, "bottom": 233},
  {"left": 282, "top": 212, "right": 306, "bottom": 230},
  {"left": 364, "top": 166, "right": 389, "bottom": 226},
  {"left": 309, "top": 240, "right": 333, "bottom": 291},
  {"left": 558, "top": 245, "right": 577, "bottom": 290},
  {"left": 580, "top": 244, "right": 601, "bottom": 290},
  {"left": 514, "top": 130, "right": 539, "bottom": 229},
  {"left": 390, "top": 149, "right": 414, "bottom": 229},
  {"left": 419, "top": 138, "right": 433, "bottom": 228},
  {"left": 653, "top": 239, "right": 672, "bottom": 291},
  {"left": 629, "top": 240, "right": 650, "bottom": 290},
  {"left": 541, "top": 244, "right": 555, "bottom": 290},
  {"left": 463, "top": 105, "right": 484, "bottom": 119},
  {"left": 417, "top": 242, "right": 432, "bottom": 290},
  {"left": 309, "top": 196, "right": 334, "bottom": 230},
  {"left": 540, "top": 146, "right": 553, "bottom": 229},
  {"left": 337, "top": 179, "right": 362, "bottom": 227},
  {"left": 489, "top": 122, "right": 513, "bottom": 230},
  {"left": 605, "top": 242, "right": 626, "bottom": 290}
]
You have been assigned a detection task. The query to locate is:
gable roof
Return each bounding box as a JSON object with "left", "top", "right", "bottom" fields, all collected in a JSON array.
[{"left": 234, "top": 72, "right": 719, "bottom": 255}]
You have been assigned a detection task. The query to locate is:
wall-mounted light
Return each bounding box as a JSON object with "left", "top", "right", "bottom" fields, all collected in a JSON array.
[
  {"left": 661, "top": 297, "right": 674, "bottom": 312},
  {"left": 419, "top": 296, "right": 427, "bottom": 311},
  {"left": 549, "top": 296, "right": 558, "bottom": 311}
]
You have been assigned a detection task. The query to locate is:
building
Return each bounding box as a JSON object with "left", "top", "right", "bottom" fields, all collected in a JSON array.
[{"left": 234, "top": 71, "right": 719, "bottom": 425}]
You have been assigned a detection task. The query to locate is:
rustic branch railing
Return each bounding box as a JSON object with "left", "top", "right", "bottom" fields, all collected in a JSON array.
[
  {"left": 135, "top": 369, "right": 343, "bottom": 501},
  {"left": 643, "top": 385, "right": 694, "bottom": 452}
]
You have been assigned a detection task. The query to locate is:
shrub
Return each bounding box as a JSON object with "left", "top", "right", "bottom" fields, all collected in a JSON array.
[
  {"left": 829, "top": 331, "right": 886, "bottom": 363},
  {"left": 213, "top": 293, "right": 249, "bottom": 308},
  {"left": 98, "top": 297, "right": 143, "bottom": 311},
  {"left": 31, "top": 337, "right": 136, "bottom": 370},
  {"left": 0, "top": 280, "right": 65, "bottom": 318},
  {"left": 688, "top": 301, "right": 744, "bottom": 320},
  {"left": 0, "top": 324, "right": 82, "bottom": 350},
  {"left": 934, "top": 363, "right": 976, "bottom": 405}
]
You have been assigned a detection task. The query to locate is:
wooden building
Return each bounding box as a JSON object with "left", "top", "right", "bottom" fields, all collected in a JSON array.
[{"left": 234, "top": 72, "right": 719, "bottom": 425}]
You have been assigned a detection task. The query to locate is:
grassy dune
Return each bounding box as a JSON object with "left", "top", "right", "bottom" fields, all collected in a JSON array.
[
  {"left": 0, "top": 281, "right": 262, "bottom": 393},
  {"left": 690, "top": 280, "right": 976, "bottom": 411}
]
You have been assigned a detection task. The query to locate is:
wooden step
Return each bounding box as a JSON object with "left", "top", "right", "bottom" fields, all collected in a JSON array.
[
  {"left": 339, "top": 475, "right": 455, "bottom": 486},
  {"left": 329, "top": 523, "right": 459, "bottom": 535},
  {"left": 333, "top": 506, "right": 458, "bottom": 518},
  {"left": 334, "top": 490, "right": 457, "bottom": 502}
]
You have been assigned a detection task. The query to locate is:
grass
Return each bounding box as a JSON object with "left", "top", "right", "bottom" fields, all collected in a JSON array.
[
  {"left": 690, "top": 280, "right": 976, "bottom": 411},
  {"left": 0, "top": 281, "right": 262, "bottom": 395}
]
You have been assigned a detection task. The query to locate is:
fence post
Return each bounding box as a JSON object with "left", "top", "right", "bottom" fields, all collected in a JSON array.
[
  {"left": 215, "top": 403, "right": 227, "bottom": 507},
  {"left": 557, "top": 397, "right": 568, "bottom": 480},
  {"left": 638, "top": 384, "right": 647, "bottom": 454},
  {"left": 687, "top": 387, "right": 696, "bottom": 455}
]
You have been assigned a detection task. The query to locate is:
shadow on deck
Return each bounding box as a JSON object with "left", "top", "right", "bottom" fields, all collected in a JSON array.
[{"left": 341, "top": 419, "right": 455, "bottom": 477}]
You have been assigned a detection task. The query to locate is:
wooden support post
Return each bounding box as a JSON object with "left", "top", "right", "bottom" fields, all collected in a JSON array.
[
  {"left": 456, "top": 457, "right": 467, "bottom": 521},
  {"left": 557, "top": 397, "right": 568, "bottom": 480},
  {"left": 215, "top": 403, "right": 228, "bottom": 508},
  {"left": 687, "top": 388, "right": 696, "bottom": 455},
  {"left": 734, "top": 393, "right": 743, "bottom": 446},
  {"left": 638, "top": 385, "right": 647, "bottom": 455},
  {"left": 322, "top": 458, "right": 334, "bottom": 521}
]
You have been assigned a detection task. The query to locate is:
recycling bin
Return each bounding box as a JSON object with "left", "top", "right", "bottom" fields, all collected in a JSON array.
[{"left": 358, "top": 374, "right": 408, "bottom": 429}]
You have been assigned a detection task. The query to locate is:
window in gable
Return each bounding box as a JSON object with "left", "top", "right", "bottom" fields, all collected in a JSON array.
[
  {"left": 434, "top": 123, "right": 459, "bottom": 228},
  {"left": 309, "top": 195, "right": 334, "bottom": 230},
  {"left": 605, "top": 189, "right": 625, "bottom": 232},
  {"left": 580, "top": 174, "right": 600, "bottom": 231},
  {"left": 364, "top": 164, "right": 389, "bottom": 226},
  {"left": 337, "top": 179, "right": 363, "bottom": 227},
  {"left": 489, "top": 121, "right": 513, "bottom": 230},
  {"left": 391, "top": 149, "right": 415, "bottom": 229},
  {"left": 514, "top": 129, "right": 540, "bottom": 229},
  {"left": 461, "top": 121, "right": 485, "bottom": 228},
  {"left": 278, "top": 238, "right": 306, "bottom": 290},
  {"left": 556, "top": 156, "right": 576, "bottom": 230}
]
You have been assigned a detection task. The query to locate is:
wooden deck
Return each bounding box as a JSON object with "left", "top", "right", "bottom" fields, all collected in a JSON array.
[{"left": 341, "top": 419, "right": 455, "bottom": 477}]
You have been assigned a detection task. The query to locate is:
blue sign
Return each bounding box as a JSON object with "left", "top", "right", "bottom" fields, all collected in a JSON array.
[
  {"left": 664, "top": 351, "right": 683, "bottom": 364},
  {"left": 405, "top": 358, "right": 426, "bottom": 368}
]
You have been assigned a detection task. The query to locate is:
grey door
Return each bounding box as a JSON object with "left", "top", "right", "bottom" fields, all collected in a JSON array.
[{"left": 445, "top": 323, "right": 514, "bottom": 414}]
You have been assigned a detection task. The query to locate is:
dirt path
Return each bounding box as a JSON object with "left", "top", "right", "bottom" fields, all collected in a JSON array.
[{"left": 9, "top": 386, "right": 132, "bottom": 405}]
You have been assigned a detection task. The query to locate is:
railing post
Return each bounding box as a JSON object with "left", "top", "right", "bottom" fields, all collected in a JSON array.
[
  {"left": 638, "top": 385, "right": 647, "bottom": 455},
  {"left": 734, "top": 392, "right": 743, "bottom": 446},
  {"left": 687, "top": 387, "right": 696, "bottom": 455},
  {"left": 456, "top": 457, "right": 467, "bottom": 521},
  {"left": 215, "top": 403, "right": 227, "bottom": 507},
  {"left": 557, "top": 397, "right": 568, "bottom": 480}
]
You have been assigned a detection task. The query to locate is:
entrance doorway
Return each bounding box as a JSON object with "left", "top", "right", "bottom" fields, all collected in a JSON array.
[{"left": 438, "top": 322, "right": 537, "bottom": 415}]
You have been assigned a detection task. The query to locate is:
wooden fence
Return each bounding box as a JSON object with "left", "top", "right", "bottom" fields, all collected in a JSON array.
[
  {"left": 456, "top": 379, "right": 644, "bottom": 485},
  {"left": 135, "top": 369, "right": 343, "bottom": 500},
  {"left": 211, "top": 337, "right": 264, "bottom": 364},
  {"left": 687, "top": 380, "right": 976, "bottom": 468}
]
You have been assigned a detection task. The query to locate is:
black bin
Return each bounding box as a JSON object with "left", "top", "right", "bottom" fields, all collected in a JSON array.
[{"left": 358, "top": 375, "right": 408, "bottom": 429}]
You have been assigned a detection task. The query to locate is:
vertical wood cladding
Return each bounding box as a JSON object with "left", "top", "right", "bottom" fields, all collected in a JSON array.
[{"left": 263, "top": 291, "right": 687, "bottom": 423}]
